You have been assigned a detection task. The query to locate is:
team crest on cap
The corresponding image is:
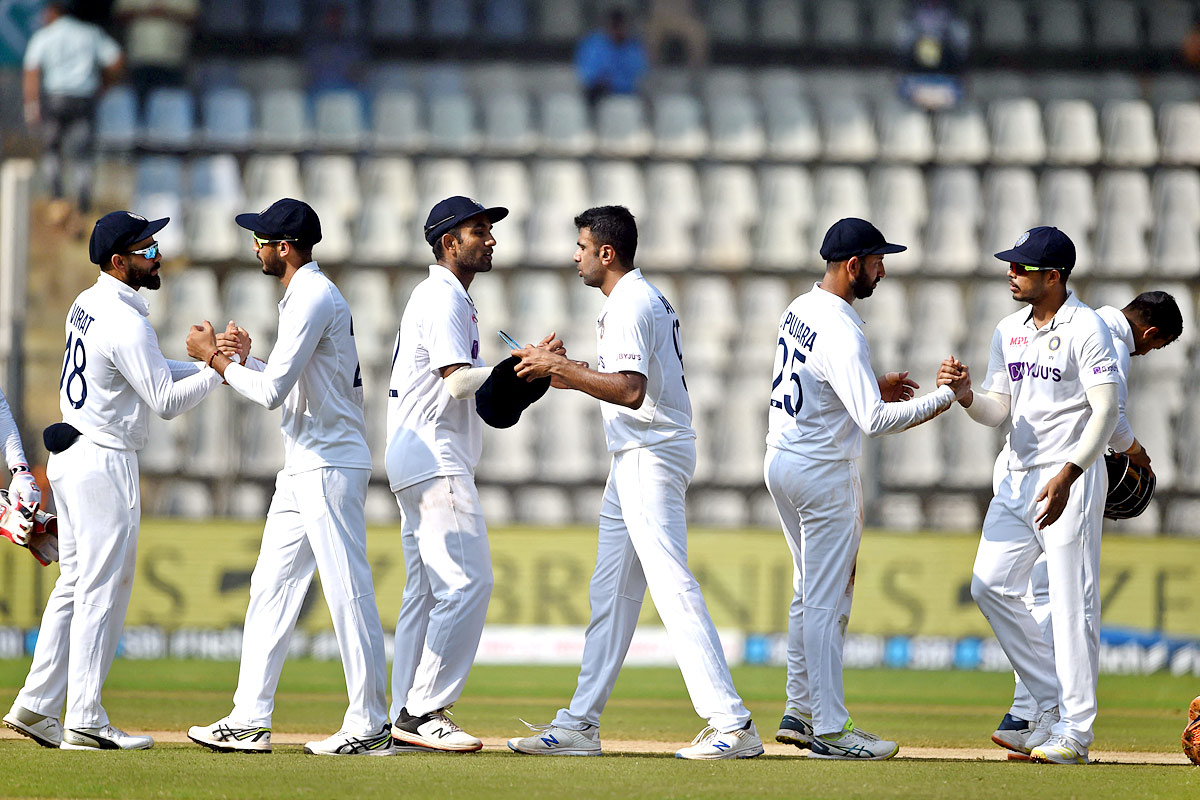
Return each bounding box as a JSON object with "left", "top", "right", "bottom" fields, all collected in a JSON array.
[{"left": 1015, "top": 230, "right": 1030, "bottom": 247}]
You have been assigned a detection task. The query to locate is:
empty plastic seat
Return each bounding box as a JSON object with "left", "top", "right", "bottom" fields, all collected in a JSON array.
[
  {"left": 244, "top": 154, "right": 303, "bottom": 212},
  {"left": 979, "top": 0, "right": 1030, "bottom": 50},
  {"left": 1090, "top": 0, "right": 1140, "bottom": 50},
  {"left": 482, "top": 89, "right": 537, "bottom": 155},
  {"left": 536, "top": 389, "right": 604, "bottom": 482},
  {"left": 877, "top": 99, "right": 934, "bottom": 163},
  {"left": 755, "top": 164, "right": 814, "bottom": 269},
  {"left": 200, "top": 87, "right": 253, "bottom": 150},
  {"left": 1040, "top": 168, "right": 1096, "bottom": 233},
  {"left": 1097, "top": 169, "right": 1153, "bottom": 231},
  {"left": 988, "top": 98, "right": 1045, "bottom": 165},
  {"left": 708, "top": 93, "right": 766, "bottom": 160},
  {"left": 929, "top": 166, "right": 983, "bottom": 225},
  {"left": 142, "top": 88, "right": 193, "bottom": 149},
  {"left": 417, "top": 158, "right": 476, "bottom": 219},
  {"left": 969, "top": 70, "right": 1031, "bottom": 105},
  {"left": 428, "top": 0, "right": 473, "bottom": 38},
  {"left": 533, "top": 0, "right": 584, "bottom": 42},
  {"left": 1147, "top": 1, "right": 1195, "bottom": 51},
  {"left": 813, "top": 0, "right": 861, "bottom": 46},
  {"left": 820, "top": 94, "right": 877, "bottom": 163},
  {"left": 595, "top": 95, "right": 652, "bottom": 157},
  {"left": 528, "top": 160, "right": 589, "bottom": 266},
  {"left": 641, "top": 163, "right": 702, "bottom": 270},
  {"left": 1044, "top": 100, "right": 1101, "bottom": 166},
  {"left": 1158, "top": 102, "right": 1200, "bottom": 166},
  {"left": 303, "top": 155, "right": 362, "bottom": 223},
  {"left": 1154, "top": 169, "right": 1200, "bottom": 226},
  {"left": 1150, "top": 215, "right": 1200, "bottom": 277},
  {"left": 340, "top": 270, "right": 396, "bottom": 369},
  {"left": 475, "top": 159, "right": 529, "bottom": 266},
  {"left": 680, "top": 275, "right": 739, "bottom": 371},
  {"left": 765, "top": 94, "right": 821, "bottom": 160},
  {"left": 934, "top": 103, "right": 990, "bottom": 164},
  {"left": 539, "top": 91, "right": 593, "bottom": 156},
  {"left": 189, "top": 154, "right": 243, "bottom": 204},
  {"left": 262, "top": 0, "right": 303, "bottom": 33},
  {"left": 651, "top": 92, "right": 707, "bottom": 159},
  {"left": 511, "top": 271, "right": 570, "bottom": 340},
  {"left": 880, "top": 423, "right": 943, "bottom": 487},
  {"left": 590, "top": 160, "right": 646, "bottom": 218},
  {"left": 983, "top": 167, "right": 1039, "bottom": 220},
  {"left": 980, "top": 208, "right": 1039, "bottom": 269},
  {"left": 361, "top": 156, "right": 417, "bottom": 215},
  {"left": 372, "top": 90, "right": 425, "bottom": 151},
  {"left": 870, "top": 165, "right": 928, "bottom": 227},
  {"left": 186, "top": 199, "right": 242, "bottom": 262},
  {"left": 200, "top": 0, "right": 248, "bottom": 35},
  {"left": 909, "top": 281, "right": 967, "bottom": 364},
  {"left": 699, "top": 165, "right": 757, "bottom": 270},
  {"left": 758, "top": 0, "right": 805, "bottom": 44},
  {"left": 707, "top": 0, "right": 751, "bottom": 43},
  {"left": 923, "top": 211, "right": 979, "bottom": 274},
  {"left": 94, "top": 86, "right": 138, "bottom": 150},
  {"left": 811, "top": 166, "right": 870, "bottom": 242},
  {"left": 1095, "top": 216, "right": 1150, "bottom": 275},
  {"left": 369, "top": 0, "right": 417, "bottom": 38},
  {"left": 314, "top": 89, "right": 366, "bottom": 150},
  {"left": 1102, "top": 100, "right": 1159, "bottom": 167},
  {"left": 136, "top": 155, "right": 184, "bottom": 197},
  {"left": 1034, "top": 0, "right": 1085, "bottom": 50},
  {"left": 483, "top": 0, "right": 529, "bottom": 39},
  {"left": 427, "top": 92, "right": 479, "bottom": 153},
  {"left": 356, "top": 195, "right": 412, "bottom": 265},
  {"left": 257, "top": 89, "right": 311, "bottom": 150}
]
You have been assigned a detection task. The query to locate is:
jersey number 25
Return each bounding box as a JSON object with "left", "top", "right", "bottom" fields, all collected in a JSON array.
[{"left": 770, "top": 336, "right": 805, "bottom": 415}]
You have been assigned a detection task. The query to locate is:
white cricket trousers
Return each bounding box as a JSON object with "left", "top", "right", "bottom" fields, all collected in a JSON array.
[
  {"left": 1010, "top": 554, "right": 1053, "bottom": 721},
  {"left": 972, "top": 461, "right": 1105, "bottom": 748},
  {"left": 16, "top": 440, "right": 140, "bottom": 729},
  {"left": 390, "top": 475, "right": 492, "bottom": 719},
  {"left": 765, "top": 447, "right": 862, "bottom": 736},
  {"left": 554, "top": 438, "right": 751, "bottom": 734},
  {"left": 231, "top": 467, "right": 388, "bottom": 734}
]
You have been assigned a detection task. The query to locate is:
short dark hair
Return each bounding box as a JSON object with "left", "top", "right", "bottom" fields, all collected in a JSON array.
[
  {"left": 1124, "top": 291, "right": 1183, "bottom": 344},
  {"left": 432, "top": 228, "right": 462, "bottom": 261},
  {"left": 574, "top": 205, "right": 637, "bottom": 266}
]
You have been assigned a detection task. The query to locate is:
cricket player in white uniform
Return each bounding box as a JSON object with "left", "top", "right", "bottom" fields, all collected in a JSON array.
[
  {"left": 993, "top": 290, "right": 1182, "bottom": 756},
  {"left": 185, "top": 199, "right": 391, "bottom": 757},
  {"left": 4, "top": 212, "right": 222, "bottom": 750},
  {"left": 944, "top": 226, "right": 1120, "bottom": 765},
  {"left": 507, "top": 205, "right": 764, "bottom": 760},
  {"left": 766, "top": 218, "right": 970, "bottom": 760},
  {"left": 386, "top": 196, "right": 560, "bottom": 751}
]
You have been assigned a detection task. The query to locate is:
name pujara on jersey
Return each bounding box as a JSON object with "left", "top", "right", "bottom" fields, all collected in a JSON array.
[{"left": 779, "top": 311, "right": 818, "bottom": 351}]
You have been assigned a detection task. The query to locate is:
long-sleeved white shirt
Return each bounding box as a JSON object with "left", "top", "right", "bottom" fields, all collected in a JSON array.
[
  {"left": 0, "top": 386, "right": 27, "bottom": 467},
  {"left": 223, "top": 263, "right": 371, "bottom": 474},
  {"left": 766, "top": 283, "right": 954, "bottom": 461},
  {"left": 58, "top": 272, "right": 222, "bottom": 451},
  {"left": 1095, "top": 305, "right": 1135, "bottom": 453}
]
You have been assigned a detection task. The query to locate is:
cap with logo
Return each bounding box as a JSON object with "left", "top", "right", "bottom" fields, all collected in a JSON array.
[
  {"left": 89, "top": 211, "right": 169, "bottom": 265},
  {"left": 424, "top": 196, "right": 509, "bottom": 245},
  {"left": 994, "top": 226, "right": 1075, "bottom": 271},
  {"left": 819, "top": 217, "right": 907, "bottom": 262},
  {"left": 474, "top": 357, "right": 550, "bottom": 428},
  {"left": 234, "top": 198, "right": 322, "bottom": 246}
]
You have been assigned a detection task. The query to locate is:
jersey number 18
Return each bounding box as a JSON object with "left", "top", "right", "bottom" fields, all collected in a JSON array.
[{"left": 59, "top": 332, "right": 88, "bottom": 409}]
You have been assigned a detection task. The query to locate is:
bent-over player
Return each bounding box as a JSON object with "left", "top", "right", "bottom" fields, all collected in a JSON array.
[
  {"left": 943, "top": 226, "right": 1119, "bottom": 765},
  {"left": 992, "top": 290, "right": 1182, "bottom": 756},
  {"left": 185, "top": 199, "right": 391, "bottom": 756},
  {"left": 507, "top": 205, "right": 764, "bottom": 760},
  {"left": 767, "top": 218, "right": 970, "bottom": 760},
  {"left": 4, "top": 212, "right": 223, "bottom": 750}
]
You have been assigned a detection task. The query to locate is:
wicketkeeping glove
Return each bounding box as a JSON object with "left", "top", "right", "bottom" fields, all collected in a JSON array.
[
  {"left": 9, "top": 465, "right": 40, "bottom": 509},
  {"left": 0, "top": 488, "right": 36, "bottom": 547}
]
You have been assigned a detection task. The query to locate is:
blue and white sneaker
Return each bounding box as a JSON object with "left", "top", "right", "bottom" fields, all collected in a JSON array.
[
  {"left": 304, "top": 724, "right": 394, "bottom": 756},
  {"left": 991, "top": 713, "right": 1033, "bottom": 755},
  {"left": 507, "top": 720, "right": 601, "bottom": 756},
  {"left": 188, "top": 717, "right": 272, "bottom": 753},
  {"left": 776, "top": 712, "right": 815, "bottom": 750},
  {"left": 809, "top": 726, "right": 898, "bottom": 760},
  {"left": 675, "top": 721, "right": 764, "bottom": 760}
]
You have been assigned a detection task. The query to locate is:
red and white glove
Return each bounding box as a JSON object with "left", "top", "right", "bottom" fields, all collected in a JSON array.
[
  {"left": 0, "top": 488, "right": 35, "bottom": 547},
  {"left": 9, "top": 465, "right": 41, "bottom": 510},
  {"left": 0, "top": 489, "right": 56, "bottom": 565},
  {"left": 27, "top": 508, "right": 58, "bottom": 566}
]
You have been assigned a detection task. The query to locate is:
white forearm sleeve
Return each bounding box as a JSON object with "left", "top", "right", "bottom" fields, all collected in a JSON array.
[
  {"left": 1067, "top": 382, "right": 1119, "bottom": 469},
  {"left": 0, "top": 386, "right": 27, "bottom": 468},
  {"left": 964, "top": 390, "right": 1010, "bottom": 427},
  {"left": 444, "top": 366, "right": 492, "bottom": 400},
  {"left": 865, "top": 385, "right": 956, "bottom": 437}
]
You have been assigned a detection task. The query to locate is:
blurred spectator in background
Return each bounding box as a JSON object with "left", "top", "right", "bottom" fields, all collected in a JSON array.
[
  {"left": 113, "top": 0, "right": 198, "bottom": 100},
  {"left": 23, "top": 1, "right": 124, "bottom": 215},
  {"left": 895, "top": 0, "right": 969, "bottom": 111},
  {"left": 575, "top": 8, "right": 647, "bottom": 106},
  {"left": 644, "top": 0, "right": 708, "bottom": 68},
  {"left": 304, "top": 2, "right": 367, "bottom": 93}
]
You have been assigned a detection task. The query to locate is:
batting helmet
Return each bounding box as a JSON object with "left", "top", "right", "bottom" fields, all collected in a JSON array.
[{"left": 1103, "top": 451, "right": 1155, "bottom": 520}]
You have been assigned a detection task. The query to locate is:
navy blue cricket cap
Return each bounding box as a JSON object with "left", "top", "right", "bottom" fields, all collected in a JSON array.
[
  {"left": 89, "top": 211, "right": 169, "bottom": 265},
  {"left": 234, "top": 198, "right": 322, "bottom": 246},
  {"left": 994, "top": 226, "right": 1075, "bottom": 272},
  {"left": 475, "top": 356, "right": 550, "bottom": 429},
  {"left": 819, "top": 217, "right": 907, "bottom": 263},
  {"left": 424, "top": 196, "right": 508, "bottom": 246}
]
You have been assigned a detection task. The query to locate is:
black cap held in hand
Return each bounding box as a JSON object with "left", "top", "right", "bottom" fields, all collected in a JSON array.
[
  {"left": 88, "top": 211, "right": 169, "bottom": 265},
  {"left": 819, "top": 217, "right": 907, "bottom": 263},
  {"left": 475, "top": 356, "right": 550, "bottom": 429},
  {"left": 424, "top": 196, "right": 509, "bottom": 245},
  {"left": 994, "top": 226, "right": 1076, "bottom": 272},
  {"left": 234, "top": 198, "right": 322, "bottom": 246}
]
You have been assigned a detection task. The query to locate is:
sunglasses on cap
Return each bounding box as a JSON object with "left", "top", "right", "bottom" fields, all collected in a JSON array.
[
  {"left": 252, "top": 233, "right": 298, "bottom": 248},
  {"left": 123, "top": 242, "right": 160, "bottom": 260}
]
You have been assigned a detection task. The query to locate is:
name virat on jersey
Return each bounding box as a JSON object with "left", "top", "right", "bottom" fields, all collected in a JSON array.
[
  {"left": 780, "top": 311, "right": 818, "bottom": 351},
  {"left": 67, "top": 303, "right": 96, "bottom": 335}
]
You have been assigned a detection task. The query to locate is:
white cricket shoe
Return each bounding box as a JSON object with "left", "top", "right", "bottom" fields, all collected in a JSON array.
[
  {"left": 392, "top": 707, "right": 482, "bottom": 752},
  {"left": 809, "top": 726, "right": 899, "bottom": 760},
  {"left": 991, "top": 713, "right": 1034, "bottom": 754},
  {"left": 3, "top": 704, "right": 63, "bottom": 748},
  {"left": 675, "top": 722, "right": 764, "bottom": 760},
  {"left": 1030, "top": 734, "right": 1089, "bottom": 765},
  {"left": 304, "top": 724, "right": 394, "bottom": 756},
  {"left": 60, "top": 724, "right": 153, "bottom": 750},
  {"left": 507, "top": 720, "right": 602, "bottom": 756},
  {"left": 187, "top": 717, "right": 272, "bottom": 753},
  {"left": 776, "top": 712, "right": 814, "bottom": 750},
  {"left": 1024, "top": 706, "right": 1059, "bottom": 752}
]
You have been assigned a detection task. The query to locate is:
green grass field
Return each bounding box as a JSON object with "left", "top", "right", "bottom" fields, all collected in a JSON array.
[{"left": 1, "top": 660, "right": 1197, "bottom": 798}]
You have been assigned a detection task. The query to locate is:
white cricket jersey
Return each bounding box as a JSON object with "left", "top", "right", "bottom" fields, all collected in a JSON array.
[
  {"left": 23, "top": 15, "right": 122, "bottom": 98},
  {"left": 224, "top": 263, "right": 371, "bottom": 473},
  {"left": 385, "top": 265, "right": 484, "bottom": 492},
  {"left": 0, "top": 386, "right": 27, "bottom": 468},
  {"left": 981, "top": 291, "right": 1119, "bottom": 471},
  {"left": 1095, "top": 305, "right": 1134, "bottom": 453},
  {"left": 57, "top": 272, "right": 222, "bottom": 451},
  {"left": 595, "top": 269, "right": 693, "bottom": 453},
  {"left": 766, "top": 283, "right": 954, "bottom": 462}
]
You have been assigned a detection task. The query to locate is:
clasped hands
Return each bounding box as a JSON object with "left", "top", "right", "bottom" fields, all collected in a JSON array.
[
  {"left": 936, "top": 356, "right": 973, "bottom": 402},
  {"left": 511, "top": 333, "right": 587, "bottom": 389},
  {"left": 186, "top": 320, "right": 252, "bottom": 368}
]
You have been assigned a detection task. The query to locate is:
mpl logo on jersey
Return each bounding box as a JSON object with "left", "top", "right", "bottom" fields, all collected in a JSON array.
[
  {"left": 1009, "top": 336, "right": 1029, "bottom": 346},
  {"left": 1007, "top": 361, "right": 1062, "bottom": 382}
]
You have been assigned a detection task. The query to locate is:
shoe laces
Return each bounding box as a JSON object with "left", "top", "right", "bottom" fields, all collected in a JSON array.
[
  {"left": 688, "top": 726, "right": 719, "bottom": 745},
  {"left": 519, "top": 719, "right": 554, "bottom": 732},
  {"left": 433, "top": 709, "right": 464, "bottom": 733}
]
